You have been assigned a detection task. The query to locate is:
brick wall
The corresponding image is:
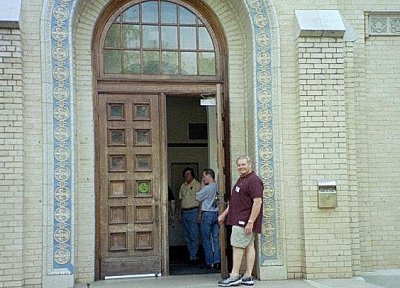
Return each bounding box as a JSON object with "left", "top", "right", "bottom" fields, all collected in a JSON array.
[
  {"left": 275, "top": 2, "right": 304, "bottom": 279},
  {"left": 0, "top": 28, "right": 24, "bottom": 287},
  {"left": 343, "top": 41, "right": 361, "bottom": 276},
  {"left": 296, "top": 36, "right": 353, "bottom": 278},
  {"left": 276, "top": 0, "right": 400, "bottom": 279},
  {"left": 205, "top": 0, "right": 252, "bottom": 169},
  {"left": 361, "top": 35, "right": 400, "bottom": 270},
  {"left": 20, "top": 0, "right": 43, "bottom": 286},
  {"left": 14, "top": 0, "right": 400, "bottom": 285},
  {"left": 71, "top": 0, "right": 97, "bottom": 281}
]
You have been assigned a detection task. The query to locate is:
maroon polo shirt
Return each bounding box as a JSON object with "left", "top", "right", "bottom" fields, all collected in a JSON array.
[{"left": 226, "top": 171, "right": 263, "bottom": 233}]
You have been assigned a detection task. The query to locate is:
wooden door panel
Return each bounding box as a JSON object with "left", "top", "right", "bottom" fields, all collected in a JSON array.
[
  {"left": 101, "top": 256, "right": 161, "bottom": 276},
  {"left": 98, "top": 93, "right": 161, "bottom": 278},
  {"left": 216, "top": 84, "right": 228, "bottom": 276}
]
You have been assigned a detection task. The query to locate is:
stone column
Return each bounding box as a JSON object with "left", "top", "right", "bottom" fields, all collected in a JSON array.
[{"left": 295, "top": 10, "right": 353, "bottom": 278}]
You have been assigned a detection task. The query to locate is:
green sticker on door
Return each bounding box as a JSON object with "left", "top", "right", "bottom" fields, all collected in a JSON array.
[{"left": 138, "top": 181, "right": 150, "bottom": 194}]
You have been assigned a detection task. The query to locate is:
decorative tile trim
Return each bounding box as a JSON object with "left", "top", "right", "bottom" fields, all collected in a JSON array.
[
  {"left": 41, "top": 0, "right": 76, "bottom": 274},
  {"left": 244, "top": 0, "right": 280, "bottom": 264},
  {"left": 367, "top": 12, "right": 400, "bottom": 36}
]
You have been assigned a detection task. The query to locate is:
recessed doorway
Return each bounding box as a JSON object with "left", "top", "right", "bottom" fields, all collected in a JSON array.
[
  {"left": 93, "top": 0, "right": 230, "bottom": 279},
  {"left": 167, "top": 95, "right": 217, "bottom": 275}
]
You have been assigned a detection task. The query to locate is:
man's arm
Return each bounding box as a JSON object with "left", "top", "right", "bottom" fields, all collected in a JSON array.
[
  {"left": 218, "top": 205, "right": 229, "bottom": 225},
  {"left": 244, "top": 197, "right": 262, "bottom": 234},
  {"left": 195, "top": 182, "right": 210, "bottom": 202}
]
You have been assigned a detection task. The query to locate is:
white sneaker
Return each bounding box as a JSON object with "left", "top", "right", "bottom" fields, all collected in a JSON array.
[
  {"left": 218, "top": 274, "right": 242, "bottom": 287},
  {"left": 241, "top": 275, "right": 254, "bottom": 286}
]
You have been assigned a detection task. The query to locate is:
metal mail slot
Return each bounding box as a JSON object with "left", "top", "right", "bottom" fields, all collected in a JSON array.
[{"left": 317, "top": 180, "right": 337, "bottom": 208}]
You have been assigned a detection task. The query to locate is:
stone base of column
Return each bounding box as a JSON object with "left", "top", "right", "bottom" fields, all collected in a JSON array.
[
  {"left": 43, "top": 274, "right": 74, "bottom": 288},
  {"left": 259, "top": 265, "right": 287, "bottom": 280}
]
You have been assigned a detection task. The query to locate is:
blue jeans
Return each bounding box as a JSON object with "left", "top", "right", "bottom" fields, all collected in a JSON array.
[
  {"left": 181, "top": 209, "right": 199, "bottom": 260},
  {"left": 201, "top": 211, "right": 221, "bottom": 265}
]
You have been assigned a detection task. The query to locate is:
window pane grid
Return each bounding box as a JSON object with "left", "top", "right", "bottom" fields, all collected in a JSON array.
[{"left": 103, "top": 0, "right": 216, "bottom": 76}]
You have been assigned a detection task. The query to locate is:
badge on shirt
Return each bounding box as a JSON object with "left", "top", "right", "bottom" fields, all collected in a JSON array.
[{"left": 235, "top": 186, "right": 240, "bottom": 193}]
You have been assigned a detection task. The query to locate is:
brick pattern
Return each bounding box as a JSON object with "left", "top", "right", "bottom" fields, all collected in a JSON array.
[
  {"left": 296, "top": 37, "right": 353, "bottom": 278},
  {"left": 206, "top": 0, "right": 253, "bottom": 167},
  {"left": 12, "top": 0, "right": 400, "bottom": 285},
  {"left": 20, "top": 0, "right": 43, "bottom": 286},
  {"left": 0, "top": 28, "right": 23, "bottom": 288},
  {"left": 361, "top": 36, "right": 400, "bottom": 270},
  {"left": 343, "top": 41, "right": 361, "bottom": 276},
  {"left": 70, "top": 0, "right": 99, "bottom": 282}
]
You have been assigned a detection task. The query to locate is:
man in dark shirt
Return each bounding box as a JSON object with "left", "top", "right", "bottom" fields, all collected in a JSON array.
[{"left": 218, "top": 156, "right": 263, "bottom": 287}]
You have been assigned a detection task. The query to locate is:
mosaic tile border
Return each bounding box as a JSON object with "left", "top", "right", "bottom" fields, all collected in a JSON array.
[
  {"left": 42, "top": 0, "right": 76, "bottom": 274},
  {"left": 367, "top": 12, "right": 400, "bottom": 36},
  {"left": 244, "top": 0, "right": 280, "bottom": 263},
  {"left": 41, "top": 0, "right": 280, "bottom": 273}
]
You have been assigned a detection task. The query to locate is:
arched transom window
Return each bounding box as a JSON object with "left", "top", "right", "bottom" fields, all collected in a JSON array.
[{"left": 103, "top": 0, "right": 217, "bottom": 76}]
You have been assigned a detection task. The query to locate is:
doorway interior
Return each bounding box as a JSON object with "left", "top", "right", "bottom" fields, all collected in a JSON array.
[{"left": 167, "top": 95, "right": 219, "bottom": 275}]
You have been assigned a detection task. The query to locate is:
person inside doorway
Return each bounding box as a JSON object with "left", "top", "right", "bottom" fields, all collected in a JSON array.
[
  {"left": 177, "top": 167, "right": 201, "bottom": 264},
  {"left": 196, "top": 168, "right": 221, "bottom": 271},
  {"left": 217, "top": 156, "right": 263, "bottom": 287}
]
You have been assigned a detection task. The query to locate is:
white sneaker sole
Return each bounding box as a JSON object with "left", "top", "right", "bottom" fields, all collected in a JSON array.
[{"left": 218, "top": 279, "right": 242, "bottom": 287}]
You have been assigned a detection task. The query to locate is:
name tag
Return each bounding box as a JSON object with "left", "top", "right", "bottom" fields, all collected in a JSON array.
[{"left": 235, "top": 186, "right": 240, "bottom": 193}]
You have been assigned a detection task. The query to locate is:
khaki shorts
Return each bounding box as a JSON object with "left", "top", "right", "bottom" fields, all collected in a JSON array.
[{"left": 230, "top": 225, "right": 255, "bottom": 248}]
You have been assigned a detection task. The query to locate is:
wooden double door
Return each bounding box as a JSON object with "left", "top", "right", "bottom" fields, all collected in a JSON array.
[
  {"left": 98, "top": 93, "right": 164, "bottom": 278},
  {"left": 96, "top": 89, "right": 227, "bottom": 279}
]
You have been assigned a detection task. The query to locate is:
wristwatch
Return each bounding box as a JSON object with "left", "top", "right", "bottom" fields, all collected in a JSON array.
[{"left": 248, "top": 220, "right": 253, "bottom": 224}]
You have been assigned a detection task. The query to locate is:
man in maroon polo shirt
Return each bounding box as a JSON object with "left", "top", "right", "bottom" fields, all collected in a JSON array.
[{"left": 218, "top": 156, "right": 263, "bottom": 287}]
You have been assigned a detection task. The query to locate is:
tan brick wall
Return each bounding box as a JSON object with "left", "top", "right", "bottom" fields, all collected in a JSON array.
[
  {"left": 296, "top": 36, "right": 353, "bottom": 278},
  {"left": 72, "top": 0, "right": 98, "bottom": 281},
  {"left": 343, "top": 41, "right": 361, "bottom": 276},
  {"left": 274, "top": 1, "right": 309, "bottom": 279},
  {"left": 20, "top": 0, "right": 43, "bottom": 286},
  {"left": 361, "top": 35, "right": 400, "bottom": 270},
  {"left": 335, "top": 3, "right": 400, "bottom": 273},
  {"left": 275, "top": 0, "right": 400, "bottom": 279},
  {"left": 204, "top": 0, "right": 253, "bottom": 171},
  {"left": 337, "top": 1, "right": 400, "bottom": 275},
  {"left": 10, "top": 0, "right": 400, "bottom": 285},
  {"left": 0, "top": 28, "right": 24, "bottom": 288}
]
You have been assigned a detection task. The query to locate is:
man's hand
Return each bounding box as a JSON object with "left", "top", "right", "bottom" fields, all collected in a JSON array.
[
  {"left": 218, "top": 207, "right": 229, "bottom": 225},
  {"left": 244, "top": 221, "right": 253, "bottom": 234},
  {"left": 218, "top": 214, "right": 225, "bottom": 225}
]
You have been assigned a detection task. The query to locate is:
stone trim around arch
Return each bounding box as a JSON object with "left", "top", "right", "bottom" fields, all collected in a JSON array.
[{"left": 40, "top": 0, "right": 283, "bottom": 284}]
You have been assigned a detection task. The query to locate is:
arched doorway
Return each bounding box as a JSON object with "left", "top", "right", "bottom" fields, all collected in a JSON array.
[{"left": 92, "top": 0, "right": 230, "bottom": 279}]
